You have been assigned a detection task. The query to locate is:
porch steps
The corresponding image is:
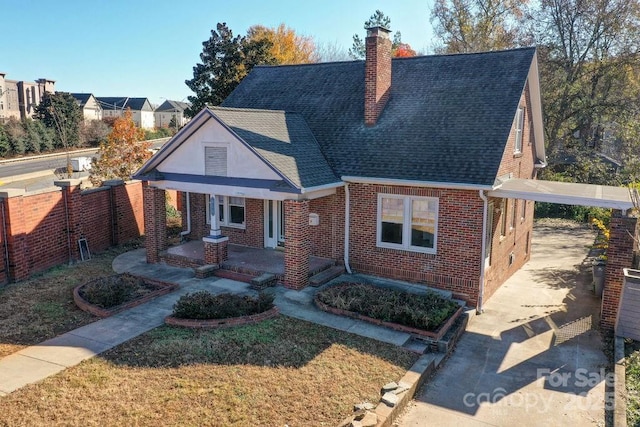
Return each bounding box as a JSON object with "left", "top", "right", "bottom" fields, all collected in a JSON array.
[
  {"left": 309, "top": 266, "right": 345, "bottom": 287},
  {"left": 213, "top": 269, "right": 256, "bottom": 284},
  {"left": 250, "top": 273, "right": 277, "bottom": 290},
  {"left": 194, "top": 264, "right": 219, "bottom": 279}
]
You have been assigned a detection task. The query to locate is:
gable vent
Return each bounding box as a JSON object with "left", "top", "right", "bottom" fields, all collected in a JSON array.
[{"left": 204, "top": 146, "right": 227, "bottom": 176}]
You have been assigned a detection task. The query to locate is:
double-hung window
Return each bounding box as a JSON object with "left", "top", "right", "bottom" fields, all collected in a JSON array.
[
  {"left": 206, "top": 195, "right": 245, "bottom": 228},
  {"left": 514, "top": 107, "right": 524, "bottom": 154},
  {"left": 377, "top": 194, "right": 438, "bottom": 254}
]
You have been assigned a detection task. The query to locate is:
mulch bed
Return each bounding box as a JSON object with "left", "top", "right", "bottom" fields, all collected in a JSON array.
[{"left": 74, "top": 274, "right": 178, "bottom": 318}]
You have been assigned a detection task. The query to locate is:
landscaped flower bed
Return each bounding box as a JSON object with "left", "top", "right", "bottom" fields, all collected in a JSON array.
[
  {"left": 165, "top": 291, "right": 279, "bottom": 329},
  {"left": 74, "top": 273, "right": 178, "bottom": 317},
  {"left": 314, "top": 282, "right": 463, "bottom": 340}
]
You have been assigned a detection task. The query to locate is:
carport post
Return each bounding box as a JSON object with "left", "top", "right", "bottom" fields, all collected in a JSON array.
[{"left": 601, "top": 210, "right": 638, "bottom": 330}]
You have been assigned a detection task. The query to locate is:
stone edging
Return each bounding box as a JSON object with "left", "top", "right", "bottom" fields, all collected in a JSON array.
[
  {"left": 614, "top": 336, "right": 627, "bottom": 427},
  {"left": 164, "top": 306, "right": 280, "bottom": 329},
  {"left": 73, "top": 276, "right": 179, "bottom": 318},
  {"left": 314, "top": 295, "right": 463, "bottom": 341}
]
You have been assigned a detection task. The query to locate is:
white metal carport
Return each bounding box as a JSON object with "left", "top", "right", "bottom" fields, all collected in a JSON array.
[{"left": 488, "top": 178, "right": 635, "bottom": 211}]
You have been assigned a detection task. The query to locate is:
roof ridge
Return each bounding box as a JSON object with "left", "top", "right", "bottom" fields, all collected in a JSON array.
[{"left": 209, "top": 106, "right": 298, "bottom": 115}]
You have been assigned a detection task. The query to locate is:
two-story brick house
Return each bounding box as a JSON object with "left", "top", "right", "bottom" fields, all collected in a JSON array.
[{"left": 136, "top": 27, "right": 547, "bottom": 311}]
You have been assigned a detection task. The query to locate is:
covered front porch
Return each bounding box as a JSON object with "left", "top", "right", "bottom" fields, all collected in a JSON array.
[{"left": 161, "top": 240, "right": 337, "bottom": 284}]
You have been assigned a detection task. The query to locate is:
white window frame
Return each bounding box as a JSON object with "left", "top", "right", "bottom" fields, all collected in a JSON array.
[
  {"left": 206, "top": 195, "right": 245, "bottom": 229},
  {"left": 514, "top": 107, "right": 524, "bottom": 154},
  {"left": 376, "top": 194, "right": 438, "bottom": 254}
]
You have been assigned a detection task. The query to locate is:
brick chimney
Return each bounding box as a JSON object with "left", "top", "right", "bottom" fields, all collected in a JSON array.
[{"left": 364, "top": 26, "right": 392, "bottom": 126}]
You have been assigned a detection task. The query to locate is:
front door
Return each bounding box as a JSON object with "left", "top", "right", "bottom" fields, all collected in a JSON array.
[{"left": 264, "top": 200, "right": 285, "bottom": 248}]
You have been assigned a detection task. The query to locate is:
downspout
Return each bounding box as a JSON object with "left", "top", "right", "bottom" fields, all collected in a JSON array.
[
  {"left": 478, "top": 190, "right": 488, "bottom": 314},
  {"left": 179, "top": 192, "right": 191, "bottom": 241},
  {"left": 343, "top": 184, "right": 352, "bottom": 274}
]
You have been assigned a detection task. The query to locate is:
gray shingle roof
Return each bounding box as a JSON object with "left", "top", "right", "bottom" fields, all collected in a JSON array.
[
  {"left": 70, "top": 93, "right": 93, "bottom": 107},
  {"left": 96, "top": 97, "right": 152, "bottom": 111},
  {"left": 209, "top": 107, "right": 338, "bottom": 189},
  {"left": 222, "top": 47, "right": 536, "bottom": 186},
  {"left": 156, "top": 100, "right": 190, "bottom": 112}
]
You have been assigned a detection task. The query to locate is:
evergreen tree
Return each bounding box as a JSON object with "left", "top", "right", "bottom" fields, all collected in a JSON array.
[
  {"left": 0, "top": 125, "right": 10, "bottom": 157},
  {"left": 185, "top": 22, "right": 275, "bottom": 117},
  {"left": 34, "top": 92, "right": 83, "bottom": 149}
]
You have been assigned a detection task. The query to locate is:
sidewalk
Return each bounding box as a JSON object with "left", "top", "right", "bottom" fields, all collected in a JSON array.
[{"left": 0, "top": 249, "right": 416, "bottom": 396}]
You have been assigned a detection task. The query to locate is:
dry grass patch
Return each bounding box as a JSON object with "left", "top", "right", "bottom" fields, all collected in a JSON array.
[
  {"left": 0, "top": 316, "right": 418, "bottom": 426},
  {"left": 0, "top": 241, "right": 141, "bottom": 359}
]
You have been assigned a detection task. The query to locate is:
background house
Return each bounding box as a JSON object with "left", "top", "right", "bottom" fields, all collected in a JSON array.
[
  {"left": 96, "top": 97, "right": 155, "bottom": 129},
  {"left": 70, "top": 93, "right": 103, "bottom": 121},
  {"left": 155, "top": 100, "right": 190, "bottom": 129}
]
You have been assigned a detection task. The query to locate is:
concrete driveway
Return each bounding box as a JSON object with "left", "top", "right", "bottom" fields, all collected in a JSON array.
[{"left": 397, "top": 221, "right": 609, "bottom": 426}]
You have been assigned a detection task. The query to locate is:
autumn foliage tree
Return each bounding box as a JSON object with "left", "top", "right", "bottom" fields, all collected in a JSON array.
[
  {"left": 247, "top": 23, "right": 318, "bottom": 64},
  {"left": 430, "top": 0, "right": 529, "bottom": 54},
  {"left": 90, "top": 109, "right": 151, "bottom": 186}
]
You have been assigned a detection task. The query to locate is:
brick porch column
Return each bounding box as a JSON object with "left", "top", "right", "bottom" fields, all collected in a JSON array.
[
  {"left": 284, "top": 199, "right": 310, "bottom": 290},
  {"left": 143, "top": 186, "right": 167, "bottom": 264},
  {"left": 55, "top": 179, "right": 83, "bottom": 262},
  {"left": 0, "top": 189, "right": 29, "bottom": 281},
  {"left": 601, "top": 211, "right": 638, "bottom": 330},
  {"left": 203, "top": 237, "right": 228, "bottom": 264}
]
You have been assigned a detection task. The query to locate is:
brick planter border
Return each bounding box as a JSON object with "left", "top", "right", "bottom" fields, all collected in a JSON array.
[
  {"left": 165, "top": 306, "right": 280, "bottom": 329},
  {"left": 314, "top": 290, "right": 463, "bottom": 341},
  {"left": 74, "top": 275, "right": 179, "bottom": 318}
]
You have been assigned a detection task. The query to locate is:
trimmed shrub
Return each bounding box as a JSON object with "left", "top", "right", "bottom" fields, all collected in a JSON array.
[
  {"left": 79, "top": 273, "right": 147, "bottom": 309},
  {"left": 172, "top": 291, "right": 274, "bottom": 320},
  {"left": 316, "top": 283, "right": 459, "bottom": 331}
]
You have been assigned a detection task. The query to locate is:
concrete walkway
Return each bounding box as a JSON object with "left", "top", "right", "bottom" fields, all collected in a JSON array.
[
  {"left": 0, "top": 249, "right": 416, "bottom": 396},
  {"left": 397, "top": 221, "right": 608, "bottom": 426}
]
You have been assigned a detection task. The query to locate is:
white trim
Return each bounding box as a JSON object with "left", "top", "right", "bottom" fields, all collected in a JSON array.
[
  {"left": 528, "top": 52, "right": 547, "bottom": 166},
  {"left": 206, "top": 195, "right": 246, "bottom": 229},
  {"left": 376, "top": 193, "right": 438, "bottom": 254},
  {"left": 300, "top": 181, "right": 345, "bottom": 193},
  {"left": 343, "top": 176, "right": 494, "bottom": 191},
  {"left": 147, "top": 180, "right": 336, "bottom": 201}
]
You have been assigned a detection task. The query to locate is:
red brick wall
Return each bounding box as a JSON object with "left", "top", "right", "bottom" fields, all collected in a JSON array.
[
  {"left": 347, "top": 183, "right": 484, "bottom": 304},
  {"left": 81, "top": 188, "right": 113, "bottom": 253},
  {"left": 485, "top": 83, "right": 537, "bottom": 301},
  {"left": 0, "top": 181, "right": 146, "bottom": 282},
  {"left": 188, "top": 193, "right": 208, "bottom": 239},
  {"left": 0, "top": 202, "right": 6, "bottom": 284},
  {"left": 483, "top": 197, "right": 533, "bottom": 301},
  {"left": 113, "top": 182, "right": 145, "bottom": 244},
  {"left": 497, "top": 83, "right": 537, "bottom": 180},
  {"left": 23, "top": 189, "right": 68, "bottom": 275},
  {"left": 224, "top": 198, "right": 264, "bottom": 248},
  {"left": 602, "top": 213, "right": 639, "bottom": 329},
  {"left": 309, "top": 194, "right": 342, "bottom": 260}
]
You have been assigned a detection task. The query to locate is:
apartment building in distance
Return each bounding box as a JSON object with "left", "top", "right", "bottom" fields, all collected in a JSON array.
[{"left": 0, "top": 73, "right": 55, "bottom": 122}]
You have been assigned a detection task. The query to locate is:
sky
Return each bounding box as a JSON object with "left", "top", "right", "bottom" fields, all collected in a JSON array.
[{"left": 1, "top": 0, "right": 436, "bottom": 108}]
